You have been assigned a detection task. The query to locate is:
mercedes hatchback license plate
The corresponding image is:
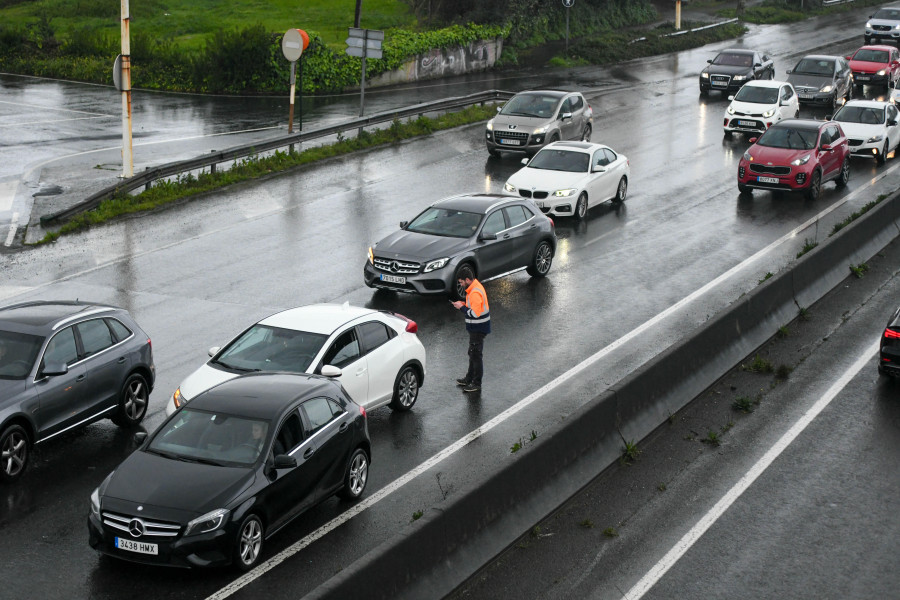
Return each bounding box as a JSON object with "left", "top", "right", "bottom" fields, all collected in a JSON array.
[
  {"left": 116, "top": 537, "right": 158, "bottom": 555},
  {"left": 799, "top": 93, "right": 813, "bottom": 100},
  {"left": 500, "top": 139, "right": 521, "bottom": 146},
  {"left": 757, "top": 176, "right": 779, "bottom": 184},
  {"left": 380, "top": 274, "right": 405, "bottom": 284}
]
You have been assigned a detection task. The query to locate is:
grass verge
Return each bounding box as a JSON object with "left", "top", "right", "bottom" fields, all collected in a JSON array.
[{"left": 35, "top": 104, "right": 498, "bottom": 244}]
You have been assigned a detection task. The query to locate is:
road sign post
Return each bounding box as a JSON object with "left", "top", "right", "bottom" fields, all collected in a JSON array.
[
  {"left": 118, "top": 0, "right": 133, "bottom": 178},
  {"left": 562, "top": 0, "right": 574, "bottom": 56},
  {"left": 282, "top": 29, "right": 309, "bottom": 137},
  {"left": 346, "top": 28, "right": 384, "bottom": 133}
]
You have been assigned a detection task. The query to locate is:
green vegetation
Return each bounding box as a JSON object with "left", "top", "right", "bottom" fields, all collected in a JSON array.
[
  {"left": 411, "top": 509, "right": 424, "bottom": 521},
  {"left": 36, "top": 104, "right": 497, "bottom": 244},
  {"left": 580, "top": 519, "right": 594, "bottom": 529},
  {"left": 742, "top": 354, "right": 774, "bottom": 374},
  {"left": 830, "top": 198, "right": 884, "bottom": 235},
  {"left": 758, "top": 272, "right": 774, "bottom": 285},
  {"left": 657, "top": 482, "right": 667, "bottom": 492},
  {"left": 720, "top": 0, "right": 885, "bottom": 24},
  {"left": 621, "top": 439, "right": 641, "bottom": 464},
  {"left": 510, "top": 439, "right": 524, "bottom": 454},
  {"left": 776, "top": 325, "right": 790, "bottom": 339},
  {"left": 796, "top": 238, "right": 818, "bottom": 258},
  {"left": 732, "top": 395, "right": 759, "bottom": 413},
  {"left": 603, "top": 526, "right": 619, "bottom": 537},
  {"left": 775, "top": 364, "right": 793, "bottom": 381},
  {"left": 702, "top": 430, "right": 721, "bottom": 446},
  {"left": 850, "top": 263, "right": 869, "bottom": 279}
]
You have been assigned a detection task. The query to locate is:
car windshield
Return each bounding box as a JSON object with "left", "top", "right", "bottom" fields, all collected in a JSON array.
[
  {"left": 0, "top": 330, "right": 43, "bottom": 380},
  {"left": 213, "top": 325, "right": 327, "bottom": 373},
  {"left": 500, "top": 93, "right": 561, "bottom": 119},
  {"left": 527, "top": 149, "right": 590, "bottom": 172},
  {"left": 853, "top": 49, "right": 889, "bottom": 63},
  {"left": 712, "top": 52, "right": 753, "bottom": 67},
  {"left": 874, "top": 8, "right": 900, "bottom": 19},
  {"left": 148, "top": 408, "right": 270, "bottom": 467},
  {"left": 406, "top": 207, "right": 483, "bottom": 238},
  {"left": 756, "top": 126, "right": 819, "bottom": 150},
  {"left": 733, "top": 85, "right": 779, "bottom": 104},
  {"left": 832, "top": 105, "right": 885, "bottom": 125},
  {"left": 792, "top": 58, "right": 835, "bottom": 76}
]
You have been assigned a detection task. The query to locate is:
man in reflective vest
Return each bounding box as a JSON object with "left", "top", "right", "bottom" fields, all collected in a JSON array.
[{"left": 450, "top": 273, "right": 491, "bottom": 393}]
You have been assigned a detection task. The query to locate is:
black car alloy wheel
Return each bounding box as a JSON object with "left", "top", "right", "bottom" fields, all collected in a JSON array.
[
  {"left": 234, "top": 514, "right": 264, "bottom": 571},
  {"left": 112, "top": 373, "right": 149, "bottom": 428},
  {"left": 390, "top": 365, "right": 419, "bottom": 411},
  {"left": 338, "top": 448, "right": 369, "bottom": 500},
  {"left": 1, "top": 424, "right": 29, "bottom": 483}
]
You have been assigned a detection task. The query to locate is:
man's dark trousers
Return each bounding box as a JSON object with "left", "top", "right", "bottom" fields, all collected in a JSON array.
[{"left": 465, "top": 331, "right": 486, "bottom": 385}]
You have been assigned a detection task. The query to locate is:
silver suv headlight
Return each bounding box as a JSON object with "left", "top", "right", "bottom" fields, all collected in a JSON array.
[
  {"left": 486, "top": 119, "right": 494, "bottom": 131},
  {"left": 423, "top": 257, "right": 449, "bottom": 272}
]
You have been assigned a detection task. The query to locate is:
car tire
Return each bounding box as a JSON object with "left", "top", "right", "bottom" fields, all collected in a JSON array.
[
  {"left": 614, "top": 177, "right": 628, "bottom": 204},
  {"left": 487, "top": 146, "right": 500, "bottom": 158},
  {"left": 111, "top": 373, "right": 149, "bottom": 428},
  {"left": 805, "top": 169, "right": 822, "bottom": 201},
  {"left": 549, "top": 132, "right": 560, "bottom": 144},
  {"left": 700, "top": 88, "right": 708, "bottom": 97},
  {"left": 738, "top": 183, "right": 752, "bottom": 196},
  {"left": 233, "top": 514, "right": 264, "bottom": 572},
  {"left": 831, "top": 92, "right": 839, "bottom": 111},
  {"left": 451, "top": 263, "right": 475, "bottom": 301},
  {"left": 389, "top": 365, "right": 420, "bottom": 411},
  {"left": 581, "top": 124, "right": 592, "bottom": 142},
  {"left": 794, "top": 109, "right": 800, "bottom": 118},
  {"left": 337, "top": 448, "right": 369, "bottom": 501},
  {"left": 574, "top": 192, "right": 588, "bottom": 220},
  {"left": 723, "top": 130, "right": 732, "bottom": 138},
  {"left": 0, "top": 424, "right": 29, "bottom": 484},
  {"left": 878, "top": 141, "right": 889, "bottom": 165},
  {"left": 526, "top": 240, "right": 553, "bottom": 278},
  {"left": 836, "top": 158, "right": 850, "bottom": 187}
]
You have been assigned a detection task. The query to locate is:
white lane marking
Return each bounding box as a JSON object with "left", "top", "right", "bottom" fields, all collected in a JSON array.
[
  {"left": 623, "top": 340, "right": 879, "bottom": 600},
  {"left": 0, "top": 115, "right": 110, "bottom": 127},
  {"left": 4, "top": 212, "right": 18, "bottom": 246},
  {"left": 0, "top": 99, "right": 110, "bottom": 117},
  {"left": 204, "top": 187, "right": 893, "bottom": 598},
  {"left": 0, "top": 180, "right": 17, "bottom": 211}
]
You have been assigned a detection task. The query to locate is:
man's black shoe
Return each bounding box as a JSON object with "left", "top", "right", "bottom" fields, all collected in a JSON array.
[
  {"left": 462, "top": 383, "right": 481, "bottom": 393},
  {"left": 456, "top": 378, "right": 470, "bottom": 386}
]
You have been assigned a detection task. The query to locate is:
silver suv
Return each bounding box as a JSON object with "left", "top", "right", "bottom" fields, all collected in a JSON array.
[
  {"left": 865, "top": 5, "right": 900, "bottom": 46},
  {"left": 485, "top": 90, "right": 593, "bottom": 157}
]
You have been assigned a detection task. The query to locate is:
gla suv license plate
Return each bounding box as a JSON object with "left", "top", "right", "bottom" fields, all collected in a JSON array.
[
  {"left": 380, "top": 274, "right": 405, "bottom": 284},
  {"left": 116, "top": 537, "right": 158, "bottom": 555}
]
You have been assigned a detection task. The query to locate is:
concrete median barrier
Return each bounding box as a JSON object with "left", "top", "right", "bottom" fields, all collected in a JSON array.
[{"left": 303, "top": 194, "right": 900, "bottom": 600}]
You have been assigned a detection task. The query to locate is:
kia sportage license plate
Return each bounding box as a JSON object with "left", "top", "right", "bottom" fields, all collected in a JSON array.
[
  {"left": 757, "top": 176, "right": 779, "bottom": 184},
  {"left": 116, "top": 537, "right": 158, "bottom": 555},
  {"left": 380, "top": 274, "right": 405, "bottom": 284}
]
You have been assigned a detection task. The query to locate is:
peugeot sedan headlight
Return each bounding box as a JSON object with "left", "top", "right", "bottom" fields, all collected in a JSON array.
[
  {"left": 533, "top": 126, "right": 548, "bottom": 135},
  {"left": 553, "top": 188, "right": 577, "bottom": 197},
  {"left": 486, "top": 120, "right": 494, "bottom": 131},
  {"left": 820, "top": 85, "right": 833, "bottom": 93},
  {"left": 504, "top": 182, "right": 517, "bottom": 193},
  {"left": 763, "top": 108, "right": 776, "bottom": 118},
  {"left": 743, "top": 150, "right": 753, "bottom": 161},
  {"left": 867, "top": 134, "right": 885, "bottom": 143},
  {"left": 727, "top": 105, "right": 736, "bottom": 115},
  {"left": 185, "top": 508, "right": 229, "bottom": 536},
  {"left": 423, "top": 257, "right": 449, "bottom": 272},
  {"left": 733, "top": 75, "right": 747, "bottom": 81},
  {"left": 701, "top": 72, "right": 709, "bottom": 79},
  {"left": 791, "top": 154, "right": 811, "bottom": 166}
]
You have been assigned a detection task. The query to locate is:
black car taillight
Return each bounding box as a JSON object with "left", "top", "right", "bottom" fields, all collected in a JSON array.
[
  {"left": 391, "top": 312, "right": 418, "bottom": 333},
  {"left": 884, "top": 328, "right": 900, "bottom": 339}
]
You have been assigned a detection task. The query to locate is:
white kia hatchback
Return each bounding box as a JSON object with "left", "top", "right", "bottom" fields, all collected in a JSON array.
[
  {"left": 723, "top": 79, "right": 800, "bottom": 137},
  {"left": 166, "top": 303, "right": 426, "bottom": 416}
]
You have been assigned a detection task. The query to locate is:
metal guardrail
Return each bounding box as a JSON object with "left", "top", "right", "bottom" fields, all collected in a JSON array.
[{"left": 41, "top": 89, "right": 515, "bottom": 225}]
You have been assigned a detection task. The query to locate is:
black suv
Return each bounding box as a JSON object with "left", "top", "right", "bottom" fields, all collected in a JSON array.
[
  {"left": 699, "top": 48, "right": 775, "bottom": 95},
  {"left": 0, "top": 301, "right": 155, "bottom": 483}
]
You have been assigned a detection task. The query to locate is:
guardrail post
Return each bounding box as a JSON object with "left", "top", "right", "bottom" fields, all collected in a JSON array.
[{"left": 144, "top": 167, "right": 151, "bottom": 192}]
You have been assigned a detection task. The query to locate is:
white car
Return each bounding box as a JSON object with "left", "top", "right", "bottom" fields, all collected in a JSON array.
[
  {"left": 830, "top": 99, "right": 900, "bottom": 164},
  {"left": 723, "top": 80, "right": 799, "bottom": 137},
  {"left": 503, "top": 141, "right": 630, "bottom": 219},
  {"left": 166, "top": 303, "right": 426, "bottom": 416}
]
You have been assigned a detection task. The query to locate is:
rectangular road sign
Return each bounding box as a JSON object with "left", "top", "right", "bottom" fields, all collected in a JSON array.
[
  {"left": 345, "top": 37, "right": 383, "bottom": 50},
  {"left": 348, "top": 27, "right": 384, "bottom": 41},
  {"left": 345, "top": 46, "right": 383, "bottom": 59}
]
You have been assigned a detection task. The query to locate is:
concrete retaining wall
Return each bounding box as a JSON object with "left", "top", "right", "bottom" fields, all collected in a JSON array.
[
  {"left": 303, "top": 194, "right": 900, "bottom": 600},
  {"left": 363, "top": 39, "right": 503, "bottom": 89}
]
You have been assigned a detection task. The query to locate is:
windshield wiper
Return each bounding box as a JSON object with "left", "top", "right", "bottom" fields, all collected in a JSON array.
[
  {"left": 186, "top": 456, "right": 227, "bottom": 467},
  {"left": 213, "top": 359, "right": 254, "bottom": 372}
]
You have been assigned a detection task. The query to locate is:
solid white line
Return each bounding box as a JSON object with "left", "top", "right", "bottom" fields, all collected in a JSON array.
[
  {"left": 0, "top": 115, "right": 110, "bottom": 127},
  {"left": 4, "top": 212, "right": 18, "bottom": 247},
  {"left": 0, "top": 99, "right": 110, "bottom": 117},
  {"left": 622, "top": 340, "right": 879, "bottom": 600},
  {"left": 204, "top": 186, "right": 891, "bottom": 598}
]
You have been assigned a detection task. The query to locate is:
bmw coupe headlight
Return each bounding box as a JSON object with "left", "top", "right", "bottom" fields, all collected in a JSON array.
[
  {"left": 733, "top": 75, "right": 747, "bottom": 81},
  {"left": 727, "top": 105, "right": 736, "bottom": 115},
  {"left": 820, "top": 85, "right": 833, "bottom": 93},
  {"left": 185, "top": 508, "right": 230, "bottom": 536},
  {"left": 533, "top": 126, "right": 548, "bottom": 135},
  {"left": 423, "top": 257, "right": 449, "bottom": 272},
  {"left": 553, "top": 188, "right": 577, "bottom": 197},
  {"left": 486, "top": 120, "right": 494, "bottom": 131},
  {"left": 867, "top": 134, "right": 885, "bottom": 143},
  {"left": 504, "top": 182, "right": 517, "bottom": 193},
  {"left": 90, "top": 487, "right": 101, "bottom": 519},
  {"left": 701, "top": 72, "right": 709, "bottom": 79},
  {"left": 743, "top": 150, "right": 753, "bottom": 161},
  {"left": 763, "top": 108, "right": 776, "bottom": 118},
  {"left": 791, "top": 154, "right": 811, "bottom": 166}
]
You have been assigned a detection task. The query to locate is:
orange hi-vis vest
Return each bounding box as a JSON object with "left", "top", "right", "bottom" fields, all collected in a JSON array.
[{"left": 463, "top": 279, "right": 491, "bottom": 334}]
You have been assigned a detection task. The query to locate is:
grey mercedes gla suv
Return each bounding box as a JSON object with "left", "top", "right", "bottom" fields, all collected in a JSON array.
[
  {"left": 485, "top": 90, "right": 593, "bottom": 157},
  {"left": 0, "top": 301, "right": 155, "bottom": 483}
]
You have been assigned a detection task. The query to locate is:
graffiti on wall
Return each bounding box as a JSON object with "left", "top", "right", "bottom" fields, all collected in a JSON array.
[{"left": 365, "top": 38, "right": 503, "bottom": 89}]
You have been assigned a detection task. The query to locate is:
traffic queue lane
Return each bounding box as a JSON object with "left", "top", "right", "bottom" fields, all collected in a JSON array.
[{"left": 1, "top": 16, "right": 897, "bottom": 600}]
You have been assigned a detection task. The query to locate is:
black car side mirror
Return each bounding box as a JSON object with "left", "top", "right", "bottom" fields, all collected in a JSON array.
[
  {"left": 786, "top": 69, "right": 792, "bottom": 75},
  {"left": 480, "top": 232, "right": 498, "bottom": 241},
  {"left": 707, "top": 59, "right": 713, "bottom": 64},
  {"left": 826, "top": 114, "right": 832, "bottom": 120},
  {"left": 890, "top": 119, "right": 898, "bottom": 126},
  {"left": 41, "top": 361, "right": 68, "bottom": 377},
  {"left": 399, "top": 220, "right": 409, "bottom": 229},
  {"left": 273, "top": 454, "right": 297, "bottom": 469},
  {"left": 133, "top": 431, "right": 148, "bottom": 445}
]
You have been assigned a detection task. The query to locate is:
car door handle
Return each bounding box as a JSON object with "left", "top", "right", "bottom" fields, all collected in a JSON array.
[
  {"left": 75, "top": 374, "right": 86, "bottom": 382},
  {"left": 303, "top": 447, "right": 315, "bottom": 459},
  {"left": 117, "top": 357, "right": 126, "bottom": 364},
  {"left": 356, "top": 368, "right": 367, "bottom": 376},
  {"left": 338, "top": 422, "right": 349, "bottom": 433},
  {"left": 502, "top": 233, "right": 510, "bottom": 239}
]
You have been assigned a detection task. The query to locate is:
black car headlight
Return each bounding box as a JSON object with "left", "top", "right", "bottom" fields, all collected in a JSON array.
[
  {"left": 90, "top": 487, "right": 101, "bottom": 519},
  {"left": 185, "top": 508, "right": 230, "bottom": 536}
]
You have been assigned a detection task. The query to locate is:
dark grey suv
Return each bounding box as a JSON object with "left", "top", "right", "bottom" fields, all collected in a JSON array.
[{"left": 0, "top": 301, "right": 155, "bottom": 483}]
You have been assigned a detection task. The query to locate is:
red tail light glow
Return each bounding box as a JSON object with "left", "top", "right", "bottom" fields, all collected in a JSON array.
[
  {"left": 360, "top": 405, "right": 367, "bottom": 418},
  {"left": 391, "top": 312, "right": 418, "bottom": 333},
  {"left": 884, "top": 328, "right": 900, "bottom": 339},
  {"left": 147, "top": 338, "right": 152, "bottom": 348},
  {"left": 548, "top": 217, "right": 555, "bottom": 228}
]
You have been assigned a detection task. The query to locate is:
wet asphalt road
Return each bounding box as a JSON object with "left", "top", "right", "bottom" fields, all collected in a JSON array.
[{"left": 2, "top": 5, "right": 900, "bottom": 600}]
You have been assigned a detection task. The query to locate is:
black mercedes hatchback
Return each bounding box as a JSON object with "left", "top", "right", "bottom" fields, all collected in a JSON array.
[
  {"left": 0, "top": 301, "right": 155, "bottom": 484},
  {"left": 88, "top": 372, "right": 371, "bottom": 570},
  {"left": 879, "top": 305, "right": 900, "bottom": 376}
]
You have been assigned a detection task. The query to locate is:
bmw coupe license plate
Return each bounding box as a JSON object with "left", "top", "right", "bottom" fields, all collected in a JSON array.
[
  {"left": 757, "top": 176, "right": 779, "bottom": 184},
  {"left": 116, "top": 537, "right": 159, "bottom": 555},
  {"left": 380, "top": 274, "right": 405, "bottom": 284},
  {"left": 500, "top": 139, "right": 521, "bottom": 146},
  {"left": 737, "top": 120, "right": 756, "bottom": 127}
]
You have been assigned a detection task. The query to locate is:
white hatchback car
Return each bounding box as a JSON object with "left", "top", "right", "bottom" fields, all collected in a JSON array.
[
  {"left": 830, "top": 99, "right": 900, "bottom": 164},
  {"left": 723, "top": 80, "right": 799, "bottom": 137},
  {"left": 165, "top": 303, "right": 426, "bottom": 416},
  {"left": 503, "top": 141, "right": 630, "bottom": 219}
]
